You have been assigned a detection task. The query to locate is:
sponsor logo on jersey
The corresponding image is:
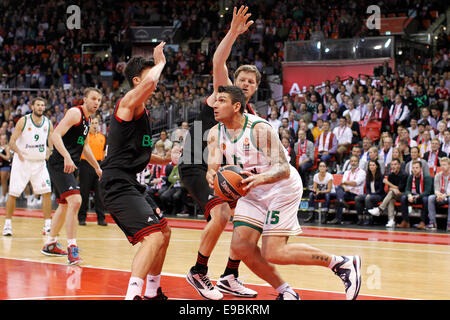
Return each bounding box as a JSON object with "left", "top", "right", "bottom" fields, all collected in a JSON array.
[
  {"left": 243, "top": 138, "right": 250, "bottom": 152},
  {"left": 221, "top": 143, "right": 226, "bottom": 151}
]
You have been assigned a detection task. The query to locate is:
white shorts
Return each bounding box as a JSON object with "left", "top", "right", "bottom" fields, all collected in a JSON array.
[
  {"left": 233, "top": 166, "right": 303, "bottom": 236},
  {"left": 9, "top": 155, "right": 51, "bottom": 197}
]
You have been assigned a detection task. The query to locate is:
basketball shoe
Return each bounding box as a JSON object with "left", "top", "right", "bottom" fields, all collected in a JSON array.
[
  {"left": 332, "top": 255, "right": 362, "bottom": 300},
  {"left": 67, "top": 245, "right": 82, "bottom": 265},
  {"left": 134, "top": 288, "right": 168, "bottom": 300},
  {"left": 2, "top": 225, "right": 12, "bottom": 236},
  {"left": 186, "top": 267, "right": 223, "bottom": 300},
  {"left": 276, "top": 291, "right": 300, "bottom": 300},
  {"left": 216, "top": 274, "right": 258, "bottom": 298},
  {"left": 41, "top": 242, "right": 67, "bottom": 256}
]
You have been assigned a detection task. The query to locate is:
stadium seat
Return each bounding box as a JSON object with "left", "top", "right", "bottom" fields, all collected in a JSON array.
[{"left": 365, "top": 121, "right": 381, "bottom": 142}]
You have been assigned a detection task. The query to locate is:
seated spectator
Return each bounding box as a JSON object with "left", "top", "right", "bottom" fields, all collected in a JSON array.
[
  {"left": 312, "top": 103, "right": 328, "bottom": 123},
  {"left": 344, "top": 113, "right": 361, "bottom": 145},
  {"left": 147, "top": 164, "right": 169, "bottom": 207},
  {"left": 307, "top": 161, "right": 336, "bottom": 222},
  {"left": 427, "top": 157, "right": 450, "bottom": 231},
  {"left": 159, "top": 145, "right": 188, "bottom": 216},
  {"left": 287, "top": 111, "right": 298, "bottom": 134},
  {"left": 389, "top": 94, "right": 410, "bottom": 131},
  {"left": 297, "top": 102, "right": 312, "bottom": 124},
  {"left": 408, "top": 118, "right": 419, "bottom": 140},
  {"left": 420, "top": 129, "right": 434, "bottom": 157},
  {"left": 441, "top": 129, "right": 450, "bottom": 156},
  {"left": 413, "top": 120, "right": 428, "bottom": 145},
  {"left": 280, "top": 117, "right": 296, "bottom": 140},
  {"left": 423, "top": 138, "right": 446, "bottom": 175},
  {"left": 405, "top": 146, "right": 430, "bottom": 176},
  {"left": 419, "top": 107, "right": 435, "bottom": 129},
  {"left": 294, "top": 129, "right": 314, "bottom": 186},
  {"left": 357, "top": 96, "right": 368, "bottom": 121},
  {"left": 311, "top": 118, "right": 324, "bottom": 143},
  {"left": 158, "top": 130, "right": 173, "bottom": 152},
  {"left": 329, "top": 110, "right": 340, "bottom": 131},
  {"left": 333, "top": 116, "right": 353, "bottom": 164},
  {"left": 329, "top": 155, "right": 366, "bottom": 225},
  {"left": 298, "top": 119, "right": 315, "bottom": 143},
  {"left": 281, "top": 136, "right": 297, "bottom": 169},
  {"left": 361, "top": 102, "right": 374, "bottom": 126},
  {"left": 355, "top": 160, "right": 385, "bottom": 225},
  {"left": 342, "top": 100, "right": 360, "bottom": 123},
  {"left": 152, "top": 140, "right": 166, "bottom": 157},
  {"left": 398, "top": 160, "right": 433, "bottom": 229},
  {"left": 361, "top": 137, "right": 372, "bottom": 163},
  {"left": 268, "top": 109, "right": 282, "bottom": 132},
  {"left": 436, "top": 121, "right": 447, "bottom": 144},
  {"left": 395, "top": 127, "right": 418, "bottom": 148},
  {"left": 385, "top": 147, "right": 406, "bottom": 174},
  {"left": 363, "top": 146, "right": 385, "bottom": 175},
  {"left": 370, "top": 99, "right": 390, "bottom": 132},
  {"left": 338, "top": 145, "right": 365, "bottom": 173},
  {"left": 316, "top": 120, "right": 337, "bottom": 164},
  {"left": 369, "top": 158, "right": 408, "bottom": 228},
  {"left": 379, "top": 135, "right": 394, "bottom": 172}
]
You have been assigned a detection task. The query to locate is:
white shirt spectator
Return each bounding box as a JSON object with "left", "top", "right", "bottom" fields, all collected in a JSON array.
[
  {"left": 268, "top": 118, "right": 282, "bottom": 133},
  {"left": 332, "top": 125, "right": 352, "bottom": 145},
  {"left": 343, "top": 108, "right": 361, "bottom": 123},
  {"left": 342, "top": 167, "right": 366, "bottom": 195},
  {"left": 313, "top": 172, "right": 335, "bottom": 192}
]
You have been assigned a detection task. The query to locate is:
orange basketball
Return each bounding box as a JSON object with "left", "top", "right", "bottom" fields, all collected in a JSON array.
[{"left": 213, "top": 165, "right": 248, "bottom": 201}]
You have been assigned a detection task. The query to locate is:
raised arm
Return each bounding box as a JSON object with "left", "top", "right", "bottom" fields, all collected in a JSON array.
[
  {"left": 206, "top": 6, "right": 254, "bottom": 106},
  {"left": 118, "top": 42, "right": 166, "bottom": 120},
  {"left": 242, "top": 123, "right": 290, "bottom": 191}
]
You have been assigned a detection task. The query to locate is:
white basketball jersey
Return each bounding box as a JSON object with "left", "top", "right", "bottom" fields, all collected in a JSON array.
[
  {"left": 16, "top": 114, "right": 50, "bottom": 161},
  {"left": 218, "top": 113, "right": 290, "bottom": 174}
]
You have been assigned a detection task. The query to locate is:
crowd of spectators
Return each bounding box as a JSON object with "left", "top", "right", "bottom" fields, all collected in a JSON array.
[{"left": 0, "top": 0, "right": 448, "bottom": 226}]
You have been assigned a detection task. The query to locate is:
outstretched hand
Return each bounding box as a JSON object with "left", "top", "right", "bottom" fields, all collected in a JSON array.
[
  {"left": 153, "top": 41, "right": 166, "bottom": 65},
  {"left": 230, "top": 6, "right": 254, "bottom": 35}
]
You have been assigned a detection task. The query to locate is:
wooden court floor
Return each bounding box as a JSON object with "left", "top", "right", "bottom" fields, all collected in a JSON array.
[{"left": 0, "top": 208, "right": 449, "bottom": 300}]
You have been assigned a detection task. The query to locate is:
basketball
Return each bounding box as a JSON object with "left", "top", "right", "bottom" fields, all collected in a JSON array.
[{"left": 213, "top": 165, "right": 248, "bottom": 201}]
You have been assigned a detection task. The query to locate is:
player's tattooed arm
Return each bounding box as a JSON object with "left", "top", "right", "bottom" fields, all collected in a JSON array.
[
  {"left": 242, "top": 123, "right": 290, "bottom": 191},
  {"left": 206, "top": 124, "right": 222, "bottom": 188}
]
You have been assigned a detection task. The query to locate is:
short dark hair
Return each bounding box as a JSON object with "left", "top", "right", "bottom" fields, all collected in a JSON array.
[
  {"left": 412, "top": 160, "right": 422, "bottom": 168},
  {"left": 124, "top": 56, "right": 155, "bottom": 88},
  {"left": 218, "top": 85, "right": 246, "bottom": 113}
]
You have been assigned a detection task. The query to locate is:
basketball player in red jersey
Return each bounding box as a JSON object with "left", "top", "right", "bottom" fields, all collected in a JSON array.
[{"left": 180, "top": 6, "right": 259, "bottom": 299}]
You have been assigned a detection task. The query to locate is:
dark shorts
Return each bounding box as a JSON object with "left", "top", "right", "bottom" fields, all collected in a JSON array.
[
  {"left": 179, "top": 163, "right": 236, "bottom": 221},
  {"left": 100, "top": 169, "right": 167, "bottom": 245},
  {"left": 48, "top": 163, "right": 80, "bottom": 204}
]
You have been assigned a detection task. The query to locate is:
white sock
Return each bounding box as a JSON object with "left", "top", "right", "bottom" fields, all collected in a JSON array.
[
  {"left": 125, "top": 276, "right": 144, "bottom": 300},
  {"left": 276, "top": 283, "right": 295, "bottom": 295},
  {"left": 328, "top": 255, "right": 344, "bottom": 269},
  {"left": 67, "top": 239, "right": 77, "bottom": 247},
  {"left": 4, "top": 219, "right": 11, "bottom": 227},
  {"left": 144, "top": 274, "right": 161, "bottom": 297},
  {"left": 46, "top": 235, "right": 57, "bottom": 244},
  {"left": 44, "top": 219, "right": 51, "bottom": 227}
]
